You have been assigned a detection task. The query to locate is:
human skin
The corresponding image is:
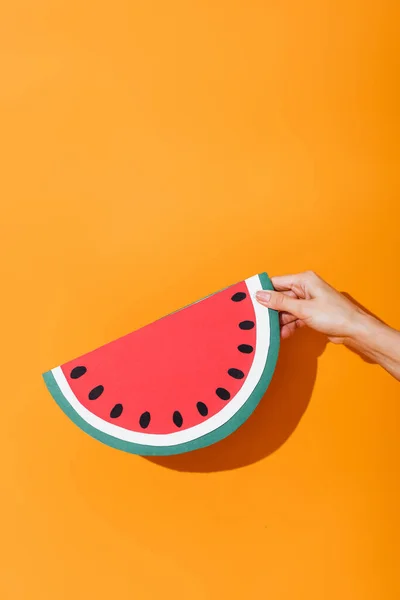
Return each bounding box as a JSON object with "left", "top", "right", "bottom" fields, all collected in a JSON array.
[{"left": 256, "top": 271, "right": 400, "bottom": 381}]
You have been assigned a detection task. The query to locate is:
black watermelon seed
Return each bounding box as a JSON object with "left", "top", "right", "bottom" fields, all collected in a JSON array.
[
  {"left": 173, "top": 411, "right": 183, "bottom": 428},
  {"left": 196, "top": 402, "right": 208, "bottom": 417},
  {"left": 70, "top": 366, "right": 87, "bottom": 379},
  {"left": 110, "top": 403, "right": 123, "bottom": 418},
  {"left": 238, "top": 344, "right": 254, "bottom": 354},
  {"left": 231, "top": 292, "right": 247, "bottom": 302},
  {"left": 239, "top": 320, "right": 254, "bottom": 330},
  {"left": 139, "top": 411, "right": 151, "bottom": 429},
  {"left": 216, "top": 387, "right": 230, "bottom": 401},
  {"left": 228, "top": 368, "right": 245, "bottom": 379},
  {"left": 88, "top": 385, "right": 104, "bottom": 400}
]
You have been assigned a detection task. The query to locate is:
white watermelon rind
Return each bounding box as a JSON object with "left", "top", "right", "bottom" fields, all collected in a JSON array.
[{"left": 43, "top": 272, "right": 280, "bottom": 456}]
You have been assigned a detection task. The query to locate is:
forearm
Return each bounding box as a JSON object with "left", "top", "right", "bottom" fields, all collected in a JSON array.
[{"left": 347, "top": 313, "right": 400, "bottom": 381}]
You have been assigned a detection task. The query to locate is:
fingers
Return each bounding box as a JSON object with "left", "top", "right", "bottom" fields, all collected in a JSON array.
[
  {"left": 280, "top": 311, "right": 297, "bottom": 326},
  {"left": 256, "top": 290, "right": 306, "bottom": 317},
  {"left": 280, "top": 290, "right": 298, "bottom": 299},
  {"left": 281, "top": 319, "right": 305, "bottom": 339},
  {"left": 270, "top": 274, "right": 298, "bottom": 291},
  {"left": 271, "top": 271, "right": 320, "bottom": 292}
]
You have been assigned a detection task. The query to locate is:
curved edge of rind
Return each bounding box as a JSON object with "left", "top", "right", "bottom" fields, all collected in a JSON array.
[{"left": 43, "top": 272, "right": 280, "bottom": 456}]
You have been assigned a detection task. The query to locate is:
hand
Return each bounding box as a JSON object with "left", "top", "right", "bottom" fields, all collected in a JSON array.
[
  {"left": 256, "top": 271, "right": 400, "bottom": 380},
  {"left": 256, "top": 271, "right": 365, "bottom": 343}
]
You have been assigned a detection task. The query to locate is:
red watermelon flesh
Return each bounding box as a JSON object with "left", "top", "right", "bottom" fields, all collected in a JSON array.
[
  {"left": 43, "top": 273, "right": 280, "bottom": 455},
  {"left": 62, "top": 281, "right": 255, "bottom": 434}
]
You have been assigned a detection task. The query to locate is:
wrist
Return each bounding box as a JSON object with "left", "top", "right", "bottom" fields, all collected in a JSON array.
[
  {"left": 346, "top": 311, "right": 382, "bottom": 353},
  {"left": 345, "top": 311, "right": 400, "bottom": 380}
]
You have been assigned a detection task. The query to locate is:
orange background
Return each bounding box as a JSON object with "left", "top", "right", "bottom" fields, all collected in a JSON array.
[{"left": 1, "top": 1, "right": 399, "bottom": 599}]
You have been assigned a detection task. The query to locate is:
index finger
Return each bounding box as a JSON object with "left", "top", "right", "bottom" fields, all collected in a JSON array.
[{"left": 271, "top": 272, "right": 311, "bottom": 291}]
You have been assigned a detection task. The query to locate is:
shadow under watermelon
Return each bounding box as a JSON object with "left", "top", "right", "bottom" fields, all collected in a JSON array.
[{"left": 146, "top": 328, "right": 327, "bottom": 472}]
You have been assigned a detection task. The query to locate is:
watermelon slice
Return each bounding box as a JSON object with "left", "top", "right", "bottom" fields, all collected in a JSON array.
[{"left": 43, "top": 273, "right": 279, "bottom": 455}]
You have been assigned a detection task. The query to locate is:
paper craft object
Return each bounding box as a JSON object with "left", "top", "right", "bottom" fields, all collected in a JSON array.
[{"left": 43, "top": 273, "right": 279, "bottom": 455}]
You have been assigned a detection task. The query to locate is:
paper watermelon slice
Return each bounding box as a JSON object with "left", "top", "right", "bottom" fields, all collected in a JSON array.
[{"left": 43, "top": 273, "right": 279, "bottom": 456}]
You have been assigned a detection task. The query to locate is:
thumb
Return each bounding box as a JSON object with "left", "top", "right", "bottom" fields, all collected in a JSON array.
[{"left": 256, "top": 290, "right": 305, "bottom": 317}]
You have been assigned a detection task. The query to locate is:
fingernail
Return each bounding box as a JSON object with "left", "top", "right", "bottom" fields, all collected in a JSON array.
[{"left": 256, "top": 291, "right": 271, "bottom": 303}]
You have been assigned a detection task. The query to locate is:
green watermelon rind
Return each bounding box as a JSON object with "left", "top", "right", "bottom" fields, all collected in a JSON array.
[{"left": 42, "top": 272, "right": 280, "bottom": 456}]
